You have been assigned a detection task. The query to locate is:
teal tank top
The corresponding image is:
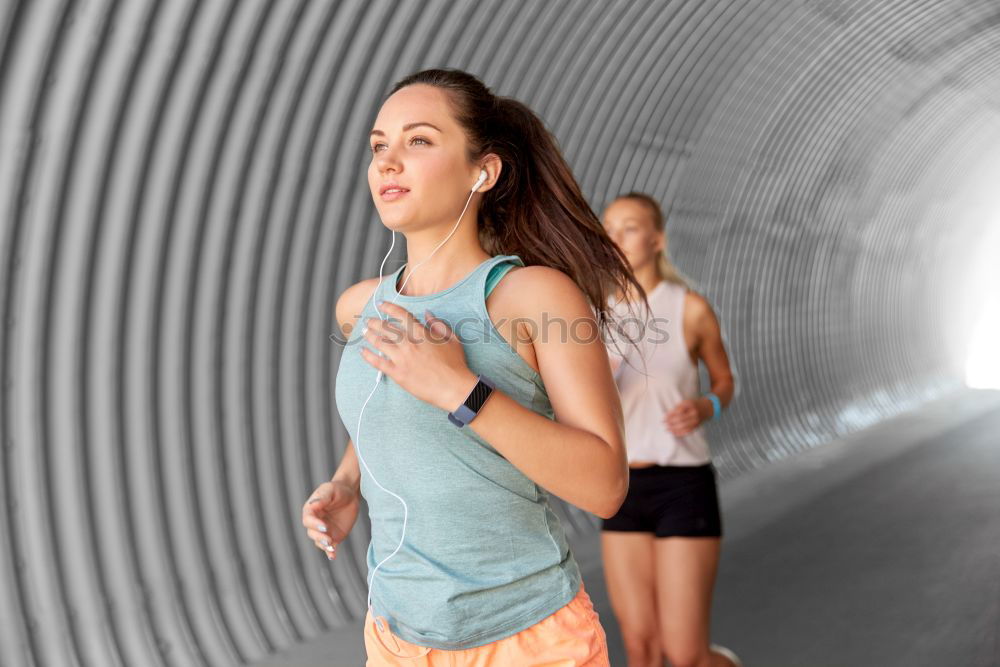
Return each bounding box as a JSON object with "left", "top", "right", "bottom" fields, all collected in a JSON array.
[{"left": 334, "top": 254, "right": 582, "bottom": 650}]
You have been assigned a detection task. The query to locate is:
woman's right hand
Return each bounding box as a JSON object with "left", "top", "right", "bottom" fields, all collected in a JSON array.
[{"left": 301, "top": 480, "right": 360, "bottom": 560}]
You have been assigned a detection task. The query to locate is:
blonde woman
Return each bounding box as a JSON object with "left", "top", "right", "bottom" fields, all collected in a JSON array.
[{"left": 601, "top": 193, "right": 740, "bottom": 667}]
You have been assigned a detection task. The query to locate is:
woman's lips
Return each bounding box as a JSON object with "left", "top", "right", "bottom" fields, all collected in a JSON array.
[{"left": 380, "top": 187, "right": 410, "bottom": 202}]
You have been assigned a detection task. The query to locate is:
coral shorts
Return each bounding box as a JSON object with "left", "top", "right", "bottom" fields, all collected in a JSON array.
[{"left": 363, "top": 581, "right": 611, "bottom": 666}]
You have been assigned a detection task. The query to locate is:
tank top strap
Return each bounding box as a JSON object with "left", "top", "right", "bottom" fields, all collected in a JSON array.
[
  {"left": 472, "top": 254, "right": 524, "bottom": 313},
  {"left": 381, "top": 264, "right": 406, "bottom": 302},
  {"left": 484, "top": 257, "right": 523, "bottom": 298},
  {"left": 660, "top": 280, "right": 688, "bottom": 325}
]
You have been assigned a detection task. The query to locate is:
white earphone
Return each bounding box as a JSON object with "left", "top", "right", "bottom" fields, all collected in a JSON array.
[
  {"left": 472, "top": 168, "right": 487, "bottom": 192},
  {"left": 354, "top": 168, "right": 487, "bottom": 631}
]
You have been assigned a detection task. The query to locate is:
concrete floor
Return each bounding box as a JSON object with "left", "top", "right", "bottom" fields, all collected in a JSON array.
[
  {"left": 256, "top": 388, "right": 1000, "bottom": 666},
  {"left": 711, "top": 389, "right": 1000, "bottom": 667}
]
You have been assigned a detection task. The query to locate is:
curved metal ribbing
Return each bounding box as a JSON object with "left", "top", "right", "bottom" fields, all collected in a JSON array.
[{"left": 1, "top": 1, "right": 998, "bottom": 664}]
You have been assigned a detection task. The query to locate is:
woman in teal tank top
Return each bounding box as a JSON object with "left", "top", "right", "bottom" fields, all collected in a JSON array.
[{"left": 301, "top": 68, "right": 650, "bottom": 665}]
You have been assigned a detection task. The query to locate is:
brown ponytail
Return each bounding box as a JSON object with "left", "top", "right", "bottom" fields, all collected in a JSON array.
[{"left": 387, "top": 68, "right": 648, "bottom": 354}]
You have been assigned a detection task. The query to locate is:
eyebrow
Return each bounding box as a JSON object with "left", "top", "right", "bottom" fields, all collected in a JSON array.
[{"left": 369, "top": 122, "right": 442, "bottom": 137}]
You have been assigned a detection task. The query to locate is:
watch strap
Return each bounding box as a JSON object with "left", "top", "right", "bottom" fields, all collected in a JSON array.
[{"left": 704, "top": 391, "right": 722, "bottom": 421}]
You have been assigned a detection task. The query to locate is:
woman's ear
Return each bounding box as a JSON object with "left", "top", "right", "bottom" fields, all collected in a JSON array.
[{"left": 476, "top": 154, "right": 503, "bottom": 193}]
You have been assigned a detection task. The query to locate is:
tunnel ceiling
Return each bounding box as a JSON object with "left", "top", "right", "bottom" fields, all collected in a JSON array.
[{"left": 2, "top": 1, "right": 1000, "bottom": 665}]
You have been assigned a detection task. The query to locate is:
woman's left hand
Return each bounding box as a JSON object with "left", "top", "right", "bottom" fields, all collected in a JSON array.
[
  {"left": 663, "top": 399, "right": 708, "bottom": 436},
  {"left": 360, "top": 301, "right": 478, "bottom": 413}
]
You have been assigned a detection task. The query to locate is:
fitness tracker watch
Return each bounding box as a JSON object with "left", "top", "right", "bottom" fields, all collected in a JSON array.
[{"left": 448, "top": 374, "right": 496, "bottom": 427}]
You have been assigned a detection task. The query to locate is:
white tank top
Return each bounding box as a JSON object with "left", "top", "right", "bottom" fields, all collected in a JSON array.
[{"left": 607, "top": 280, "right": 711, "bottom": 466}]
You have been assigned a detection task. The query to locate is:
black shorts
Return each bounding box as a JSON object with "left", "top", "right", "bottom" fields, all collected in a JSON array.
[{"left": 601, "top": 463, "right": 723, "bottom": 538}]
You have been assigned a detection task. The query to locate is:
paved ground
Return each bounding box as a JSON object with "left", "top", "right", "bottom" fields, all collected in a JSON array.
[{"left": 710, "top": 389, "right": 1000, "bottom": 667}]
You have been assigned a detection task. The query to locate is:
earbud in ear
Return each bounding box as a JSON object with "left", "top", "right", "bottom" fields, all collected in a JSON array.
[{"left": 472, "top": 169, "right": 488, "bottom": 192}]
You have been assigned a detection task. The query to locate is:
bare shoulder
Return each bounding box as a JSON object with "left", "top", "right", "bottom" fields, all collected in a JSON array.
[
  {"left": 683, "top": 289, "right": 722, "bottom": 349},
  {"left": 499, "top": 265, "right": 590, "bottom": 316},
  {"left": 684, "top": 289, "right": 717, "bottom": 323},
  {"left": 485, "top": 264, "right": 597, "bottom": 374},
  {"left": 494, "top": 266, "right": 595, "bottom": 339},
  {"left": 335, "top": 276, "right": 383, "bottom": 337}
]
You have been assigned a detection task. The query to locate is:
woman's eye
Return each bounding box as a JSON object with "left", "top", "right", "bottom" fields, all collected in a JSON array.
[{"left": 370, "top": 137, "right": 429, "bottom": 154}]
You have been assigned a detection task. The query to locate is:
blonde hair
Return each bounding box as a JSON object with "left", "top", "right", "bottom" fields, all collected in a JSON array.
[{"left": 616, "top": 192, "right": 692, "bottom": 289}]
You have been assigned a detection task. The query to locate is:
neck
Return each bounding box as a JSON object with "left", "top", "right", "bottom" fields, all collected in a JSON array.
[{"left": 395, "top": 223, "right": 490, "bottom": 297}]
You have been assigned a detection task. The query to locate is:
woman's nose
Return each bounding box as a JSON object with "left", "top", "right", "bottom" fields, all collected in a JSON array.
[{"left": 375, "top": 147, "right": 401, "bottom": 174}]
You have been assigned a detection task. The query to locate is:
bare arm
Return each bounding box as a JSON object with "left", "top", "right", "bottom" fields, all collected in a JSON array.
[
  {"left": 330, "top": 278, "right": 381, "bottom": 494},
  {"left": 457, "top": 267, "right": 628, "bottom": 519},
  {"left": 331, "top": 438, "right": 361, "bottom": 494},
  {"left": 686, "top": 292, "right": 735, "bottom": 420}
]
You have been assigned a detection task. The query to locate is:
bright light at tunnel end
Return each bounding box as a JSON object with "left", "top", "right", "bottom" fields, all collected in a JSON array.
[{"left": 965, "top": 295, "right": 1000, "bottom": 389}]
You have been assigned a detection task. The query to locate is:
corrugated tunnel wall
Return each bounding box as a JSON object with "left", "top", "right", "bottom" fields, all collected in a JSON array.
[{"left": 2, "top": 0, "right": 999, "bottom": 665}]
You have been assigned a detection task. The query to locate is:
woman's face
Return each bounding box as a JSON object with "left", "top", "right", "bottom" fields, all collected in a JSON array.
[
  {"left": 602, "top": 198, "right": 664, "bottom": 270},
  {"left": 367, "top": 84, "right": 481, "bottom": 232}
]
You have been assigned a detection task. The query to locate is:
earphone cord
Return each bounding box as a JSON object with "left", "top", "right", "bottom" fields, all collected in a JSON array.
[{"left": 352, "top": 183, "right": 481, "bottom": 640}]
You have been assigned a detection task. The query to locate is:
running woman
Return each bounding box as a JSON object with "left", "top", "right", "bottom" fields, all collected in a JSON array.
[
  {"left": 600, "top": 193, "right": 740, "bottom": 667},
  {"left": 301, "top": 68, "right": 644, "bottom": 665}
]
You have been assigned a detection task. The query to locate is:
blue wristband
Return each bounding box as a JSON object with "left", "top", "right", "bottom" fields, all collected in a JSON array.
[{"left": 704, "top": 392, "right": 722, "bottom": 421}]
